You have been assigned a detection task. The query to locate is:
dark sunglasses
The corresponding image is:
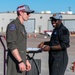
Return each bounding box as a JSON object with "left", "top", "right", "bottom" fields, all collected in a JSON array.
[
  {"left": 26, "top": 12, "right": 30, "bottom": 15},
  {"left": 51, "top": 19, "right": 57, "bottom": 22}
]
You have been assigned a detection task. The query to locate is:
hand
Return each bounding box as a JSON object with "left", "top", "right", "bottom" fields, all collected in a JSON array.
[
  {"left": 18, "top": 62, "right": 26, "bottom": 72},
  {"left": 37, "top": 42, "right": 44, "bottom": 48},
  {"left": 26, "top": 60, "right": 31, "bottom": 71},
  {"left": 42, "top": 45, "right": 50, "bottom": 51}
]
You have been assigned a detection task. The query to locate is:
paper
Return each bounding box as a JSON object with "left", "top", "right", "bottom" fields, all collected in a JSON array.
[{"left": 27, "top": 48, "right": 41, "bottom": 51}]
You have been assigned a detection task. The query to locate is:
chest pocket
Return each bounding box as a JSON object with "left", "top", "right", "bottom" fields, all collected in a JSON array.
[
  {"left": 51, "top": 30, "right": 59, "bottom": 45},
  {"left": 19, "top": 29, "right": 27, "bottom": 42},
  {"left": 21, "top": 30, "right": 27, "bottom": 38},
  {"left": 53, "top": 31, "right": 58, "bottom": 40}
]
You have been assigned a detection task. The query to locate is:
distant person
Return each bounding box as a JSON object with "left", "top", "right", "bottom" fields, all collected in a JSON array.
[
  {"left": 38, "top": 13, "right": 70, "bottom": 75},
  {"left": 6, "top": 5, "right": 34, "bottom": 75}
]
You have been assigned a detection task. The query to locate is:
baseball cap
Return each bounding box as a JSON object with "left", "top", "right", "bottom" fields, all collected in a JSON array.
[
  {"left": 50, "top": 13, "right": 62, "bottom": 20},
  {"left": 17, "top": 5, "right": 34, "bottom": 13}
]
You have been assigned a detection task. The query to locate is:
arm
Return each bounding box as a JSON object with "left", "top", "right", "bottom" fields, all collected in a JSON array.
[
  {"left": 26, "top": 60, "right": 31, "bottom": 71},
  {"left": 6, "top": 24, "right": 26, "bottom": 71},
  {"left": 6, "top": 24, "right": 22, "bottom": 62},
  {"left": 42, "top": 44, "right": 61, "bottom": 51},
  {"left": 11, "top": 49, "right": 22, "bottom": 62},
  {"left": 37, "top": 41, "right": 50, "bottom": 48},
  {"left": 50, "top": 29, "right": 70, "bottom": 50},
  {"left": 59, "top": 29, "right": 70, "bottom": 49},
  {"left": 12, "top": 49, "right": 26, "bottom": 72},
  {"left": 42, "top": 28, "right": 70, "bottom": 51},
  {"left": 44, "top": 41, "right": 50, "bottom": 45}
]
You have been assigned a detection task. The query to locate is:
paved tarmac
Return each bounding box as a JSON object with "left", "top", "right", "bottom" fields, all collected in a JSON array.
[{"left": 0, "top": 33, "right": 75, "bottom": 75}]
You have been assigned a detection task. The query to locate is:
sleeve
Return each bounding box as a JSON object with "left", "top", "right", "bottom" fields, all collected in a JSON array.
[
  {"left": 6, "top": 24, "right": 18, "bottom": 51},
  {"left": 44, "top": 41, "right": 50, "bottom": 45},
  {"left": 59, "top": 29, "right": 70, "bottom": 49}
]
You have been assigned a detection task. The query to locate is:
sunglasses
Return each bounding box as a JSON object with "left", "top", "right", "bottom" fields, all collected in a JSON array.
[
  {"left": 51, "top": 18, "right": 58, "bottom": 22},
  {"left": 26, "top": 12, "right": 30, "bottom": 15}
]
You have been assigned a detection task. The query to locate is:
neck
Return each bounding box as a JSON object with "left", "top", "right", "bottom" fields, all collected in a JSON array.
[{"left": 18, "top": 16, "right": 24, "bottom": 24}]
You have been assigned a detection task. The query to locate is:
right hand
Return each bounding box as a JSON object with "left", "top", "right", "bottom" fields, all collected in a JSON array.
[
  {"left": 18, "top": 62, "right": 26, "bottom": 72},
  {"left": 37, "top": 42, "right": 44, "bottom": 48},
  {"left": 42, "top": 45, "right": 50, "bottom": 51},
  {"left": 26, "top": 60, "right": 31, "bottom": 71}
]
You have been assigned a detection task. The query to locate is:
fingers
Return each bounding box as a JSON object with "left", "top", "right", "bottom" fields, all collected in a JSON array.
[
  {"left": 26, "top": 60, "right": 31, "bottom": 71},
  {"left": 37, "top": 42, "right": 44, "bottom": 48},
  {"left": 20, "top": 66, "right": 26, "bottom": 71},
  {"left": 26, "top": 64, "right": 31, "bottom": 71},
  {"left": 19, "top": 61, "right": 31, "bottom": 72},
  {"left": 19, "top": 62, "right": 26, "bottom": 72},
  {"left": 42, "top": 46, "right": 50, "bottom": 51}
]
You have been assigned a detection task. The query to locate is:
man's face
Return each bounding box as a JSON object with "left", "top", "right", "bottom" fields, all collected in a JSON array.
[
  {"left": 20, "top": 11, "right": 30, "bottom": 21},
  {"left": 51, "top": 19, "right": 58, "bottom": 28}
]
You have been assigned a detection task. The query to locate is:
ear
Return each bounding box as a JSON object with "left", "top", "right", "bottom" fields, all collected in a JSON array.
[
  {"left": 19, "top": 11, "right": 25, "bottom": 16},
  {"left": 19, "top": 11, "right": 22, "bottom": 15}
]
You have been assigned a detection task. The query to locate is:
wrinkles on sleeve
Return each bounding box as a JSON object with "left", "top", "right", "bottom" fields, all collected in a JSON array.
[
  {"left": 44, "top": 41, "right": 50, "bottom": 45},
  {"left": 6, "top": 25, "right": 18, "bottom": 51},
  {"left": 59, "top": 31, "right": 70, "bottom": 49}
]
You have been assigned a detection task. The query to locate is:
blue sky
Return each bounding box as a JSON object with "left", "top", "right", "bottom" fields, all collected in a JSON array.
[{"left": 0, "top": 0, "right": 75, "bottom": 13}]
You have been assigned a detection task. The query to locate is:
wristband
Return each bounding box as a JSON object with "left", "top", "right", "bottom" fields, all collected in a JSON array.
[{"left": 18, "top": 60, "right": 23, "bottom": 64}]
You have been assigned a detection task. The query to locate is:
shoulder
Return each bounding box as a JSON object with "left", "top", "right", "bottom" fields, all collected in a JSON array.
[
  {"left": 59, "top": 24, "right": 69, "bottom": 35},
  {"left": 7, "top": 19, "right": 17, "bottom": 31},
  {"left": 62, "top": 25, "right": 69, "bottom": 32}
]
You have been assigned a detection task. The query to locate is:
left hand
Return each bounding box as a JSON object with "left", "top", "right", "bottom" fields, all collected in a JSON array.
[
  {"left": 26, "top": 60, "right": 31, "bottom": 71},
  {"left": 42, "top": 45, "right": 50, "bottom": 51}
]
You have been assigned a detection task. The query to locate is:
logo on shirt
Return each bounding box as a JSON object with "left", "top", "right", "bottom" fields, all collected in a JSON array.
[
  {"left": 54, "top": 31, "right": 57, "bottom": 35},
  {"left": 9, "top": 24, "right": 16, "bottom": 30}
]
